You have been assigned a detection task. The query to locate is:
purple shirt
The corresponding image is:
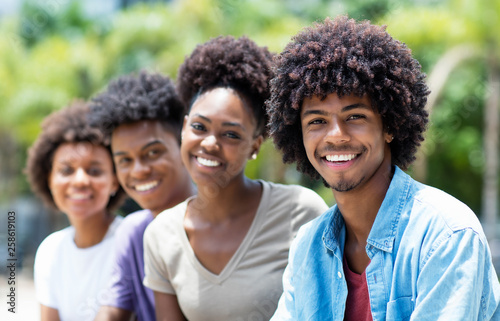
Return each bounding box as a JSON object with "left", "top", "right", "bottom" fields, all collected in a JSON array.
[{"left": 101, "top": 209, "right": 155, "bottom": 321}]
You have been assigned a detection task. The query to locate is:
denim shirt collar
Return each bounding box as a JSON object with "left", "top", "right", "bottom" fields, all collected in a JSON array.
[
  {"left": 322, "top": 206, "right": 344, "bottom": 253},
  {"left": 322, "top": 166, "right": 411, "bottom": 254},
  {"left": 366, "top": 166, "right": 411, "bottom": 253}
]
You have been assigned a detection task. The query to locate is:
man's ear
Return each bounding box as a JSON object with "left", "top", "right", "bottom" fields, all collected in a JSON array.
[{"left": 385, "top": 132, "right": 394, "bottom": 144}]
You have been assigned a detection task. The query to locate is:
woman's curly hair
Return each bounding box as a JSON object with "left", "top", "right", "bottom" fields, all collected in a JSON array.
[
  {"left": 177, "top": 35, "right": 274, "bottom": 137},
  {"left": 26, "top": 101, "right": 127, "bottom": 212},
  {"left": 267, "top": 16, "right": 430, "bottom": 179},
  {"left": 88, "top": 70, "right": 186, "bottom": 142}
]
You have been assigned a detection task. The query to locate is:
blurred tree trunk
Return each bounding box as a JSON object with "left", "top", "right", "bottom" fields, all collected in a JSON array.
[
  {"left": 413, "top": 45, "right": 479, "bottom": 183},
  {"left": 482, "top": 54, "right": 499, "bottom": 241},
  {"left": 414, "top": 46, "right": 499, "bottom": 241}
]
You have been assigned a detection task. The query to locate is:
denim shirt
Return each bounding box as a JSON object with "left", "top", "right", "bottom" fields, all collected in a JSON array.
[{"left": 271, "top": 167, "right": 500, "bottom": 321}]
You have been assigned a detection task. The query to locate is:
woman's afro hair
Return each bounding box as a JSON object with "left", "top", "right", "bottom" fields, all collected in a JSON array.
[
  {"left": 26, "top": 101, "right": 126, "bottom": 212},
  {"left": 267, "top": 15, "right": 430, "bottom": 179},
  {"left": 177, "top": 35, "right": 274, "bottom": 137},
  {"left": 88, "top": 70, "right": 186, "bottom": 142}
]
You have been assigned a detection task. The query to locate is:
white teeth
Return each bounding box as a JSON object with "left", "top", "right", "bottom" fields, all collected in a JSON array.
[
  {"left": 325, "top": 154, "right": 357, "bottom": 162},
  {"left": 197, "top": 157, "right": 221, "bottom": 167},
  {"left": 69, "top": 194, "right": 90, "bottom": 200},
  {"left": 134, "top": 181, "right": 159, "bottom": 192}
]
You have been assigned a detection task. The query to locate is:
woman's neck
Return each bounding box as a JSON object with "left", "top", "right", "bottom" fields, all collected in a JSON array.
[
  {"left": 71, "top": 212, "right": 114, "bottom": 248},
  {"left": 189, "top": 176, "right": 261, "bottom": 223}
]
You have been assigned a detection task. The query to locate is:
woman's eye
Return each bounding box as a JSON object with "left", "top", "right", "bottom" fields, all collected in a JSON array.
[
  {"left": 224, "top": 132, "right": 241, "bottom": 139},
  {"left": 58, "top": 166, "right": 73, "bottom": 175},
  {"left": 88, "top": 167, "right": 103, "bottom": 176},
  {"left": 191, "top": 123, "right": 205, "bottom": 131}
]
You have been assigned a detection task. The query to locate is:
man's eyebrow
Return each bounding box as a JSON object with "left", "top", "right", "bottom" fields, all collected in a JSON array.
[
  {"left": 113, "top": 140, "right": 164, "bottom": 156},
  {"left": 302, "top": 103, "right": 371, "bottom": 117},
  {"left": 341, "top": 103, "right": 372, "bottom": 112},
  {"left": 302, "top": 109, "right": 328, "bottom": 117}
]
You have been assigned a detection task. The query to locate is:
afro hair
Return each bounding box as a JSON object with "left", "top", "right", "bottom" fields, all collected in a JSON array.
[
  {"left": 26, "top": 101, "right": 127, "bottom": 212},
  {"left": 267, "top": 15, "right": 430, "bottom": 179},
  {"left": 177, "top": 35, "right": 274, "bottom": 137},
  {"left": 89, "top": 70, "right": 186, "bottom": 142}
]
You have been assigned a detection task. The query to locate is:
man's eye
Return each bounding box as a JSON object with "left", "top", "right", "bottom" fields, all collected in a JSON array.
[
  {"left": 309, "top": 119, "right": 325, "bottom": 125},
  {"left": 348, "top": 114, "right": 365, "bottom": 120},
  {"left": 118, "top": 157, "right": 131, "bottom": 165},
  {"left": 147, "top": 149, "right": 161, "bottom": 158}
]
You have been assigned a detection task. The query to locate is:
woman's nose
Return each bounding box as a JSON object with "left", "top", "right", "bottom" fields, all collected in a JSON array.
[
  {"left": 200, "top": 135, "right": 220, "bottom": 151},
  {"left": 72, "top": 168, "right": 90, "bottom": 186}
]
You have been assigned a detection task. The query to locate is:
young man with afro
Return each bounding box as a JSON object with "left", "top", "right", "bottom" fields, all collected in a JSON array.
[
  {"left": 89, "top": 71, "right": 196, "bottom": 321},
  {"left": 267, "top": 15, "right": 500, "bottom": 320}
]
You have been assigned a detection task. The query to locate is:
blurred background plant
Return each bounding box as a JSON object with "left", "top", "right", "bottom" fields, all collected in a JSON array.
[{"left": 0, "top": 0, "right": 499, "bottom": 271}]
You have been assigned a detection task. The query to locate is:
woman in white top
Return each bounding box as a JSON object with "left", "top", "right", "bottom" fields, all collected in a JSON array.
[
  {"left": 143, "top": 36, "right": 329, "bottom": 321},
  {"left": 26, "top": 101, "right": 127, "bottom": 321}
]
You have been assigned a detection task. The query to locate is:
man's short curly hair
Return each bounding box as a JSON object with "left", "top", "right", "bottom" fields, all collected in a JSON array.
[
  {"left": 177, "top": 35, "right": 274, "bottom": 137},
  {"left": 26, "top": 101, "right": 126, "bottom": 212},
  {"left": 267, "top": 16, "right": 430, "bottom": 179},
  {"left": 88, "top": 70, "right": 186, "bottom": 142}
]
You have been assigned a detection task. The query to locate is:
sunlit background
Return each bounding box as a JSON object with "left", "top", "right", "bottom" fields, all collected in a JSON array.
[{"left": 0, "top": 0, "right": 498, "bottom": 318}]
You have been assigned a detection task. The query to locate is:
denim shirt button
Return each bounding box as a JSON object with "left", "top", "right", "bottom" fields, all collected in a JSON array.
[{"left": 337, "top": 271, "right": 342, "bottom": 278}]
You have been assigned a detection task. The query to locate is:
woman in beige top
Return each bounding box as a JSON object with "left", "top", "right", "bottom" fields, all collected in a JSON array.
[{"left": 143, "top": 36, "right": 328, "bottom": 321}]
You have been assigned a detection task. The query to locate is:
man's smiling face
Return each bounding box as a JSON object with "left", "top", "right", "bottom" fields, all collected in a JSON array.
[{"left": 300, "top": 92, "right": 392, "bottom": 193}]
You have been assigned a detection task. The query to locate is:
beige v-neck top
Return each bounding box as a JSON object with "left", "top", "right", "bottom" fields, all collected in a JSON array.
[{"left": 143, "top": 180, "right": 328, "bottom": 321}]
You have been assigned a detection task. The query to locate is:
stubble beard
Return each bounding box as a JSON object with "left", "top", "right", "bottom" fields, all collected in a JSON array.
[{"left": 326, "top": 174, "right": 365, "bottom": 192}]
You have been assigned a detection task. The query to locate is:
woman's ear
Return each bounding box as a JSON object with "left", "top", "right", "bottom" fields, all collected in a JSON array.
[
  {"left": 110, "top": 176, "right": 119, "bottom": 198},
  {"left": 250, "top": 135, "right": 264, "bottom": 160},
  {"left": 181, "top": 115, "right": 188, "bottom": 142}
]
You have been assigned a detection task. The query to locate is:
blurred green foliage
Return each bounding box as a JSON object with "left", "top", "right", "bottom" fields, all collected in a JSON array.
[{"left": 1, "top": 0, "right": 499, "bottom": 216}]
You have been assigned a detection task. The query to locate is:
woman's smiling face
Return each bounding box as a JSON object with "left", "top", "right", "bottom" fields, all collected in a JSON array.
[
  {"left": 181, "top": 87, "right": 263, "bottom": 190},
  {"left": 48, "top": 142, "right": 118, "bottom": 221}
]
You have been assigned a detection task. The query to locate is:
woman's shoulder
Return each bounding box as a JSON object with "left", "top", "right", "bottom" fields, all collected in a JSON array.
[
  {"left": 261, "top": 180, "right": 328, "bottom": 208},
  {"left": 35, "top": 226, "right": 74, "bottom": 261},
  {"left": 39, "top": 226, "right": 74, "bottom": 248},
  {"left": 145, "top": 199, "right": 190, "bottom": 237}
]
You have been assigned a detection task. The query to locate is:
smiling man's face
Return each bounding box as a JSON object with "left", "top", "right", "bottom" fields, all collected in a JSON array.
[
  {"left": 111, "top": 120, "right": 191, "bottom": 215},
  {"left": 300, "top": 92, "right": 392, "bottom": 193}
]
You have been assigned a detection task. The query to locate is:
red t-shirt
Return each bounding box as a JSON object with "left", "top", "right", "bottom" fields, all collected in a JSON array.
[{"left": 343, "top": 255, "right": 373, "bottom": 321}]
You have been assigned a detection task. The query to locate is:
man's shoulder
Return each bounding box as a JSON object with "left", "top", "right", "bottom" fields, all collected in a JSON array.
[
  {"left": 117, "top": 209, "right": 154, "bottom": 238},
  {"left": 409, "top": 181, "right": 482, "bottom": 232}
]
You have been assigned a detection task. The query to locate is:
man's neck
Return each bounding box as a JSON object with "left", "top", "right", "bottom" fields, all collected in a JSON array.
[{"left": 334, "top": 164, "right": 394, "bottom": 273}]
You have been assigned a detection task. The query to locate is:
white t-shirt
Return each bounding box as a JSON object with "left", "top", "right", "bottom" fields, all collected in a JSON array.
[
  {"left": 144, "top": 180, "right": 329, "bottom": 321},
  {"left": 34, "top": 216, "right": 122, "bottom": 321}
]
